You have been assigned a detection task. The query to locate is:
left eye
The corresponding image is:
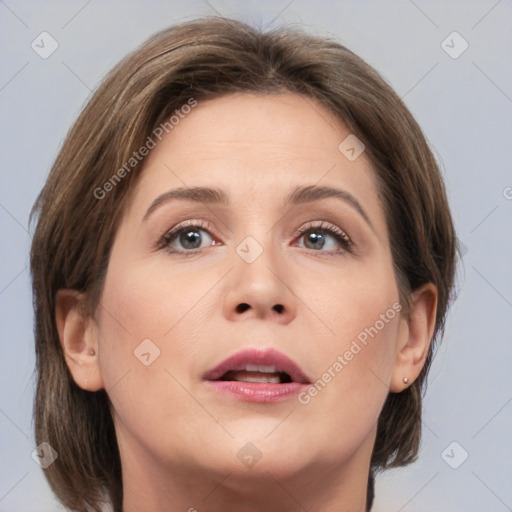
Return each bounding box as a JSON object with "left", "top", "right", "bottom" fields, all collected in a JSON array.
[
  {"left": 161, "top": 225, "right": 216, "bottom": 252},
  {"left": 295, "top": 225, "right": 351, "bottom": 252}
]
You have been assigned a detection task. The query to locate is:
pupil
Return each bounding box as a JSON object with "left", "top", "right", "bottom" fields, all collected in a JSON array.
[
  {"left": 180, "top": 230, "right": 201, "bottom": 249},
  {"left": 306, "top": 232, "right": 324, "bottom": 249}
]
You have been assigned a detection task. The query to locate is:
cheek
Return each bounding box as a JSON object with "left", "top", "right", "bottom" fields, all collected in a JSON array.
[
  {"left": 295, "top": 262, "right": 400, "bottom": 436},
  {"left": 97, "top": 253, "right": 219, "bottom": 352},
  {"left": 94, "top": 254, "right": 221, "bottom": 427},
  {"left": 295, "top": 320, "right": 398, "bottom": 466},
  {"left": 299, "top": 253, "right": 400, "bottom": 367},
  {"left": 94, "top": 261, "right": 212, "bottom": 458}
]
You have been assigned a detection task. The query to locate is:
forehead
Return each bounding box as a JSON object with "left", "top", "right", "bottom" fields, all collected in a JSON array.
[
  {"left": 146, "top": 93, "right": 359, "bottom": 169},
  {"left": 125, "top": 92, "right": 385, "bottom": 227}
]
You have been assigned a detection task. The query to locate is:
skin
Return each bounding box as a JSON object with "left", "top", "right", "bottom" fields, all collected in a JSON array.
[{"left": 56, "top": 93, "right": 437, "bottom": 512}]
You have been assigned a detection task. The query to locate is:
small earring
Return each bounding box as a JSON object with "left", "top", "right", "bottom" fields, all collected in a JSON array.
[
  {"left": 403, "top": 377, "right": 409, "bottom": 385},
  {"left": 89, "top": 348, "right": 96, "bottom": 356}
]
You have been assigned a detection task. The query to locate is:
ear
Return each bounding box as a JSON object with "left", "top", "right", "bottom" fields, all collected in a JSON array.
[
  {"left": 390, "top": 283, "right": 438, "bottom": 392},
  {"left": 55, "top": 289, "right": 104, "bottom": 391}
]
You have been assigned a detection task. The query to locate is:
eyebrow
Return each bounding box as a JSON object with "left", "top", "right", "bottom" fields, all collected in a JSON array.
[
  {"left": 286, "top": 185, "right": 374, "bottom": 230},
  {"left": 143, "top": 184, "right": 374, "bottom": 230},
  {"left": 143, "top": 187, "right": 229, "bottom": 221}
]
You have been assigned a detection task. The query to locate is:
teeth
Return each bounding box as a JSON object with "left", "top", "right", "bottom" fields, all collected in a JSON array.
[
  {"left": 221, "top": 368, "right": 286, "bottom": 383},
  {"left": 235, "top": 374, "right": 281, "bottom": 384},
  {"left": 245, "top": 364, "right": 277, "bottom": 373}
]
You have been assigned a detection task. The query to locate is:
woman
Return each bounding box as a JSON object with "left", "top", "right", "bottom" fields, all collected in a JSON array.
[{"left": 30, "top": 17, "right": 457, "bottom": 512}]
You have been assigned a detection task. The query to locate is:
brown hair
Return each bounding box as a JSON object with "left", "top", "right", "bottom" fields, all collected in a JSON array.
[{"left": 30, "top": 17, "right": 457, "bottom": 512}]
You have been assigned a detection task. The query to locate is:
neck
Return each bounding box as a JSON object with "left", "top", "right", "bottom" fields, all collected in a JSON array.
[{"left": 119, "top": 439, "right": 373, "bottom": 512}]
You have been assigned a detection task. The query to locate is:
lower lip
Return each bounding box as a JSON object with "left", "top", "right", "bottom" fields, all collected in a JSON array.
[{"left": 205, "top": 380, "right": 309, "bottom": 403}]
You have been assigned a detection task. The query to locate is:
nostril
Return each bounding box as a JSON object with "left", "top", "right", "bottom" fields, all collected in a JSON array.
[
  {"left": 236, "top": 303, "right": 251, "bottom": 313},
  {"left": 235, "top": 303, "right": 284, "bottom": 314}
]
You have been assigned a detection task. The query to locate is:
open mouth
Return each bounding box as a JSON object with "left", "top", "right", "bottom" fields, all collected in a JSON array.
[
  {"left": 204, "top": 349, "right": 311, "bottom": 385},
  {"left": 219, "top": 365, "right": 293, "bottom": 384},
  {"left": 203, "top": 348, "right": 311, "bottom": 402}
]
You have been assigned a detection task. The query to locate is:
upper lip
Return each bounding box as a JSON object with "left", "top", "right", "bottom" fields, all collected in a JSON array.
[{"left": 203, "top": 348, "right": 312, "bottom": 384}]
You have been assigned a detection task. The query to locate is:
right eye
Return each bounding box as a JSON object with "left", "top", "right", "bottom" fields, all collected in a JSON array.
[{"left": 158, "top": 220, "right": 221, "bottom": 254}]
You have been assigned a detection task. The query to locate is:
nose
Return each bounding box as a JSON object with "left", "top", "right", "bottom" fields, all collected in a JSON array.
[{"left": 222, "top": 240, "right": 298, "bottom": 325}]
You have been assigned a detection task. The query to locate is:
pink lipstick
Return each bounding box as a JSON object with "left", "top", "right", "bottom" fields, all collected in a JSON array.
[{"left": 203, "top": 348, "right": 311, "bottom": 403}]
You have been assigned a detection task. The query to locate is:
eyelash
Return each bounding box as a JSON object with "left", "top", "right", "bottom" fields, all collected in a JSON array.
[
  {"left": 293, "top": 221, "right": 352, "bottom": 254},
  {"left": 157, "top": 219, "right": 353, "bottom": 256},
  {"left": 157, "top": 220, "right": 216, "bottom": 255}
]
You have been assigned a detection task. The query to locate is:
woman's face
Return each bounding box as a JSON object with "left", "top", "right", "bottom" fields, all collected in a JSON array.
[{"left": 90, "top": 93, "right": 410, "bottom": 491}]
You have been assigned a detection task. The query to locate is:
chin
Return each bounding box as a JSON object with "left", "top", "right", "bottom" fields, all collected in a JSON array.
[{"left": 226, "top": 434, "right": 321, "bottom": 479}]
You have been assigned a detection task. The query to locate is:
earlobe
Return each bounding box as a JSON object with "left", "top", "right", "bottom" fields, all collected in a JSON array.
[
  {"left": 390, "top": 283, "right": 438, "bottom": 392},
  {"left": 55, "top": 289, "right": 104, "bottom": 391}
]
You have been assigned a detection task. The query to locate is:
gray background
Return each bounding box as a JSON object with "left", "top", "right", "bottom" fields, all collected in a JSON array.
[{"left": 1, "top": 1, "right": 511, "bottom": 511}]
